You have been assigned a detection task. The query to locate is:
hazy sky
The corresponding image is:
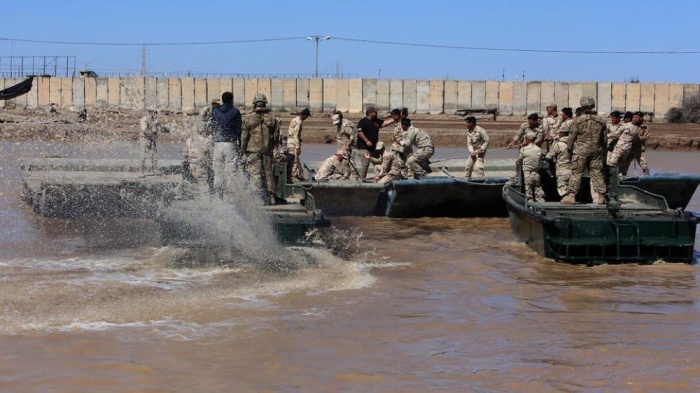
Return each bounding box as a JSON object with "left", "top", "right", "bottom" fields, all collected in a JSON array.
[{"left": 2, "top": 0, "right": 698, "bottom": 82}]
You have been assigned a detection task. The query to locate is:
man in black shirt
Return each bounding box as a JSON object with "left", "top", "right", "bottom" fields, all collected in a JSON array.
[{"left": 356, "top": 106, "right": 395, "bottom": 180}]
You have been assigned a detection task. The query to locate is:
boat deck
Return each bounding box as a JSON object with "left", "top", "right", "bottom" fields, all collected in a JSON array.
[{"left": 528, "top": 201, "right": 670, "bottom": 217}]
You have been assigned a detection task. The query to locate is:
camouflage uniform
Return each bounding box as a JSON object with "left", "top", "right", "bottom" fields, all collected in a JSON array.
[
  {"left": 559, "top": 119, "right": 574, "bottom": 137},
  {"left": 519, "top": 143, "right": 545, "bottom": 202},
  {"left": 565, "top": 111, "right": 607, "bottom": 202},
  {"left": 542, "top": 114, "right": 562, "bottom": 142},
  {"left": 375, "top": 145, "right": 404, "bottom": 184},
  {"left": 608, "top": 123, "right": 639, "bottom": 170},
  {"left": 606, "top": 120, "right": 624, "bottom": 163},
  {"left": 545, "top": 136, "right": 572, "bottom": 197},
  {"left": 287, "top": 116, "right": 305, "bottom": 181},
  {"left": 400, "top": 126, "right": 434, "bottom": 179},
  {"left": 513, "top": 123, "right": 546, "bottom": 147},
  {"left": 336, "top": 119, "right": 358, "bottom": 179},
  {"left": 315, "top": 154, "right": 349, "bottom": 181},
  {"left": 465, "top": 125, "right": 490, "bottom": 178},
  {"left": 241, "top": 107, "right": 281, "bottom": 205},
  {"left": 139, "top": 113, "right": 162, "bottom": 172},
  {"left": 629, "top": 121, "right": 650, "bottom": 175},
  {"left": 185, "top": 132, "right": 212, "bottom": 192}
]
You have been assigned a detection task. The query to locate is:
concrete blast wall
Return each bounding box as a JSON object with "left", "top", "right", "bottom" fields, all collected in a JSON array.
[{"left": 4, "top": 77, "right": 698, "bottom": 119}]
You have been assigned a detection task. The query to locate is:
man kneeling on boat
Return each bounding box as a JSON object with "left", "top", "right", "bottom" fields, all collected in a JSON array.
[
  {"left": 365, "top": 142, "right": 406, "bottom": 184},
  {"left": 315, "top": 148, "right": 352, "bottom": 181},
  {"left": 518, "top": 131, "right": 545, "bottom": 203}
]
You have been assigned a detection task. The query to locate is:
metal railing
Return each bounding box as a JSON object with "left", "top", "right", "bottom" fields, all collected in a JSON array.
[{"left": 0, "top": 56, "right": 77, "bottom": 78}]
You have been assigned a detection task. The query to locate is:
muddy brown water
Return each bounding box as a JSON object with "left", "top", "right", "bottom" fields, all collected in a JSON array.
[{"left": 0, "top": 141, "right": 699, "bottom": 392}]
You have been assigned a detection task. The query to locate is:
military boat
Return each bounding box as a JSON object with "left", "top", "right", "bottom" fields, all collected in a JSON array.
[{"left": 503, "top": 168, "right": 698, "bottom": 264}]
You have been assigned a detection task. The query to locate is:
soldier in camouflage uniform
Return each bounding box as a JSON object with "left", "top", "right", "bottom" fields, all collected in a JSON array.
[
  {"left": 315, "top": 149, "right": 351, "bottom": 181},
  {"left": 139, "top": 107, "right": 168, "bottom": 173},
  {"left": 608, "top": 116, "right": 639, "bottom": 172},
  {"left": 518, "top": 131, "right": 545, "bottom": 202},
  {"left": 545, "top": 128, "right": 572, "bottom": 197},
  {"left": 464, "top": 116, "right": 490, "bottom": 178},
  {"left": 627, "top": 111, "right": 651, "bottom": 176},
  {"left": 542, "top": 103, "right": 562, "bottom": 147},
  {"left": 287, "top": 108, "right": 310, "bottom": 182},
  {"left": 241, "top": 94, "right": 281, "bottom": 205},
  {"left": 559, "top": 107, "right": 574, "bottom": 138},
  {"left": 508, "top": 113, "right": 545, "bottom": 149},
  {"left": 561, "top": 96, "right": 607, "bottom": 205},
  {"left": 332, "top": 111, "right": 358, "bottom": 179},
  {"left": 398, "top": 118, "right": 434, "bottom": 179},
  {"left": 366, "top": 142, "right": 404, "bottom": 184},
  {"left": 605, "top": 111, "right": 624, "bottom": 163}
]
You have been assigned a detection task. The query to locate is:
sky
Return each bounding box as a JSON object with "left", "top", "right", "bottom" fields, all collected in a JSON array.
[{"left": 1, "top": 0, "right": 698, "bottom": 83}]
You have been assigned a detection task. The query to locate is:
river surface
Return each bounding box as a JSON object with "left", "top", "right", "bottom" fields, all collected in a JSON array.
[{"left": 1, "top": 141, "right": 699, "bottom": 392}]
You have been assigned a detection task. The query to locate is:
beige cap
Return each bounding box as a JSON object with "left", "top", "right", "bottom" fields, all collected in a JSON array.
[
  {"left": 546, "top": 103, "right": 557, "bottom": 109},
  {"left": 332, "top": 114, "right": 341, "bottom": 125},
  {"left": 525, "top": 131, "right": 537, "bottom": 140},
  {"left": 375, "top": 141, "right": 385, "bottom": 150}
]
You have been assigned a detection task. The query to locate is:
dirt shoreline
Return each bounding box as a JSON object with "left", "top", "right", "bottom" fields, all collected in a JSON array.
[{"left": 1, "top": 109, "right": 699, "bottom": 150}]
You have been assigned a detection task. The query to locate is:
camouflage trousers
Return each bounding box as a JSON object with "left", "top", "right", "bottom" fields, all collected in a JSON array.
[
  {"left": 568, "top": 152, "right": 606, "bottom": 197},
  {"left": 246, "top": 152, "right": 274, "bottom": 205},
  {"left": 464, "top": 153, "right": 486, "bottom": 178},
  {"left": 554, "top": 168, "right": 571, "bottom": 197},
  {"left": 212, "top": 142, "right": 239, "bottom": 199},
  {"left": 287, "top": 150, "right": 305, "bottom": 181},
  {"left": 356, "top": 149, "right": 371, "bottom": 180},
  {"left": 524, "top": 171, "right": 545, "bottom": 202},
  {"left": 620, "top": 150, "right": 650, "bottom": 176},
  {"left": 406, "top": 146, "right": 435, "bottom": 179},
  {"left": 140, "top": 137, "right": 157, "bottom": 172},
  {"left": 378, "top": 173, "right": 400, "bottom": 184}
]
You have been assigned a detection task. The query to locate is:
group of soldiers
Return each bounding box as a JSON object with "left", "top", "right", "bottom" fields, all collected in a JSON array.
[
  {"left": 139, "top": 92, "right": 651, "bottom": 207},
  {"left": 504, "top": 97, "right": 651, "bottom": 204}
]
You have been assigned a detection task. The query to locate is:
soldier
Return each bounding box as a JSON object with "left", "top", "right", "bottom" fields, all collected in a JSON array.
[
  {"left": 366, "top": 141, "right": 387, "bottom": 180},
  {"left": 574, "top": 107, "right": 584, "bottom": 118},
  {"left": 606, "top": 111, "right": 624, "bottom": 163},
  {"left": 561, "top": 96, "right": 607, "bottom": 205},
  {"left": 200, "top": 98, "right": 220, "bottom": 129},
  {"left": 398, "top": 118, "right": 434, "bottom": 179},
  {"left": 518, "top": 131, "right": 545, "bottom": 202},
  {"left": 628, "top": 111, "right": 651, "bottom": 176},
  {"left": 241, "top": 93, "right": 281, "bottom": 205},
  {"left": 559, "top": 107, "right": 574, "bottom": 137},
  {"left": 185, "top": 121, "right": 213, "bottom": 193},
  {"left": 366, "top": 142, "right": 404, "bottom": 184},
  {"left": 623, "top": 111, "right": 633, "bottom": 123},
  {"left": 332, "top": 111, "right": 358, "bottom": 179},
  {"left": 608, "top": 118, "right": 639, "bottom": 173},
  {"left": 508, "top": 113, "right": 545, "bottom": 148},
  {"left": 545, "top": 128, "right": 572, "bottom": 197},
  {"left": 315, "top": 148, "right": 351, "bottom": 181},
  {"left": 210, "top": 92, "right": 242, "bottom": 199},
  {"left": 287, "top": 108, "right": 310, "bottom": 182},
  {"left": 139, "top": 107, "right": 168, "bottom": 173},
  {"left": 464, "top": 116, "right": 490, "bottom": 178},
  {"left": 542, "top": 103, "right": 562, "bottom": 146}
]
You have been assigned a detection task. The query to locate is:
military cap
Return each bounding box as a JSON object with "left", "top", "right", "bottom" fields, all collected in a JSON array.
[
  {"left": 580, "top": 96, "right": 595, "bottom": 107},
  {"left": 610, "top": 111, "right": 621, "bottom": 117},
  {"left": 525, "top": 131, "right": 537, "bottom": 140},
  {"left": 375, "top": 141, "right": 385, "bottom": 150},
  {"left": 390, "top": 142, "right": 403, "bottom": 152},
  {"left": 546, "top": 103, "right": 558, "bottom": 109},
  {"left": 332, "top": 113, "right": 342, "bottom": 125}
]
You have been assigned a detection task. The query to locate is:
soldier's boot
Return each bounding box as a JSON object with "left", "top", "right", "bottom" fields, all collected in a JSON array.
[
  {"left": 596, "top": 194, "right": 606, "bottom": 205},
  {"left": 560, "top": 195, "right": 576, "bottom": 205}
]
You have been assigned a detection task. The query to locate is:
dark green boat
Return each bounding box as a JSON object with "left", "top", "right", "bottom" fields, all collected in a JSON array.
[{"left": 503, "top": 169, "right": 698, "bottom": 264}]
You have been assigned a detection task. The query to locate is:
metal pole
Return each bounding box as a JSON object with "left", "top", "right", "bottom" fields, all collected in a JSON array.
[{"left": 315, "top": 38, "right": 319, "bottom": 78}]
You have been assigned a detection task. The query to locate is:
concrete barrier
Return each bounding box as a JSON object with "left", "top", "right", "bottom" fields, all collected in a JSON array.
[{"left": 4, "top": 77, "right": 697, "bottom": 121}]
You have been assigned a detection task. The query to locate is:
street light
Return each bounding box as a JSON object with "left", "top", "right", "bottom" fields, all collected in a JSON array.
[{"left": 306, "top": 35, "right": 331, "bottom": 78}]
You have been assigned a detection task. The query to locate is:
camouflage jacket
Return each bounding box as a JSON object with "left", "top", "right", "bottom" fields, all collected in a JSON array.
[
  {"left": 545, "top": 136, "right": 572, "bottom": 172},
  {"left": 316, "top": 154, "right": 348, "bottom": 180},
  {"left": 241, "top": 108, "right": 281, "bottom": 154},
  {"left": 612, "top": 123, "right": 639, "bottom": 157},
  {"left": 401, "top": 126, "right": 433, "bottom": 149},
  {"left": 567, "top": 111, "right": 606, "bottom": 156},
  {"left": 140, "top": 115, "right": 159, "bottom": 139},
  {"left": 382, "top": 150, "right": 404, "bottom": 177},
  {"left": 514, "top": 123, "right": 545, "bottom": 146},
  {"left": 542, "top": 115, "right": 562, "bottom": 140},
  {"left": 519, "top": 143, "right": 542, "bottom": 173},
  {"left": 467, "top": 125, "right": 490, "bottom": 153},
  {"left": 287, "top": 116, "right": 303, "bottom": 151},
  {"left": 632, "top": 121, "right": 650, "bottom": 152},
  {"left": 336, "top": 119, "right": 357, "bottom": 149},
  {"left": 606, "top": 121, "right": 624, "bottom": 150}
]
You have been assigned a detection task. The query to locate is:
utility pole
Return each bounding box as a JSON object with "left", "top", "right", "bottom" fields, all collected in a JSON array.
[
  {"left": 306, "top": 35, "right": 331, "bottom": 78},
  {"left": 140, "top": 44, "right": 148, "bottom": 77}
]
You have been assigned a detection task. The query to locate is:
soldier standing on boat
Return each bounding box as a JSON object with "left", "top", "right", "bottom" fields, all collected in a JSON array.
[
  {"left": 545, "top": 128, "right": 572, "bottom": 197},
  {"left": 241, "top": 93, "right": 281, "bottom": 205},
  {"left": 464, "top": 116, "right": 490, "bottom": 178},
  {"left": 139, "top": 107, "right": 169, "bottom": 174},
  {"left": 608, "top": 117, "right": 639, "bottom": 174},
  {"left": 332, "top": 111, "right": 358, "bottom": 179},
  {"left": 561, "top": 96, "right": 607, "bottom": 205},
  {"left": 605, "top": 111, "right": 623, "bottom": 162},
  {"left": 542, "top": 103, "right": 562, "bottom": 148},
  {"left": 518, "top": 131, "right": 545, "bottom": 202},
  {"left": 627, "top": 111, "right": 651, "bottom": 176},
  {"left": 508, "top": 113, "right": 545, "bottom": 149},
  {"left": 559, "top": 107, "right": 574, "bottom": 139},
  {"left": 399, "top": 118, "right": 434, "bottom": 179},
  {"left": 287, "top": 108, "right": 310, "bottom": 182},
  {"left": 210, "top": 92, "right": 242, "bottom": 199}
]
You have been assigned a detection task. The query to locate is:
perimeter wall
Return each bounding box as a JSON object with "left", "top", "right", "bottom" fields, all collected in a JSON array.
[{"left": 2, "top": 77, "right": 698, "bottom": 119}]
